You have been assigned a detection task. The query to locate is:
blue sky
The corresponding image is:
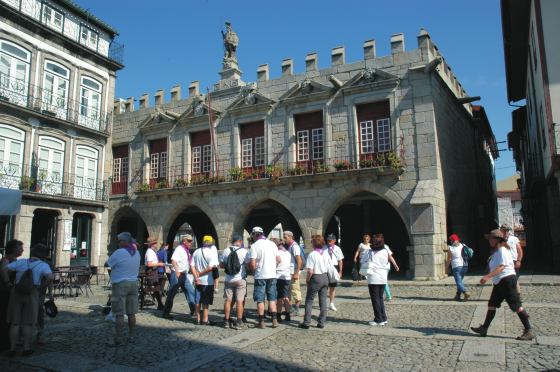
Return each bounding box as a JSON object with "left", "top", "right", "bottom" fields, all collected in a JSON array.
[{"left": 82, "top": 0, "right": 517, "bottom": 181}]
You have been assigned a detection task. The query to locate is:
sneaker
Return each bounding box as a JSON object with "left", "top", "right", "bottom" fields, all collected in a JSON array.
[
  {"left": 128, "top": 336, "right": 135, "bottom": 343},
  {"left": 516, "top": 329, "right": 535, "bottom": 341},
  {"left": 298, "top": 323, "right": 310, "bottom": 329},
  {"left": 214, "top": 288, "right": 219, "bottom": 293},
  {"left": 223, "top": 322, "right": 230, "bottom": 329},
  {"left": 202, "top": 320, "right": 216, "bottom": 326},
  {"left": 329, "top": 303, "right": 337, "bottom": 311},
  {"left": 317, "top": 324, "right": 325, "bottom": 329},
  {"left": 453, "top": 294, "right": 461, "bottom": 301},
  {"left": 463, "top": 291, "right": 471, "bottom": 301},
  {"left": 381, "top": 321, "right": 388, "bottom": 325},
  {"left": 105, "top": 314, "right": 116, "bottom": 323},
  {"left": 471, "top": 325, "right": 488, "bottom": 337},
  {"left": 369, "top": 321, "right": 383, "bottom": 326},
  {"left": 291, "top": 309, "right": 299, "bottom": 316},
  {"left": 255, "top": 321, "right": 266, "bottom": 329},
  {"left": 233, "top": 323, "right": 248, "bottom": 330},
  {"left": 106, "top": 339, "right": 124, "bottom": 347},
  {"left": 272, "top": 319, "right": 280, "bottom": 328},
  {"left": 283, "top": 312, "right": 291, "bottom": 322},
  {"left": 385, "top": 297, "right": 392, "bottom": 301}
]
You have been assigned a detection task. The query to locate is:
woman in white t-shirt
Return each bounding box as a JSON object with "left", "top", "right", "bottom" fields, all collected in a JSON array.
[
  {"left": 471, "top": 230, "right": 535, "bottom": 341},
  {"left": 298, "top": 235, "right": 329, "bottom": 329},
  {"left": 354, "top": 235, "right": 371, "bottom": 283},
  {"left": 272, "top": 238, "right": 292, "bottom": 323},
  {"left": 361, "top": 235, "right": 389, "bottom": 326},
  {"left": 444, "top": 234, "right": 470, "bottom": 301}
]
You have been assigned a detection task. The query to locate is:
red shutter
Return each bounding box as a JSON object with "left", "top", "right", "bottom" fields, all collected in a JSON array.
[
  {"left": 294, "top": 111, "right": 323, "bottom": 132},
  {"left": 113, "top": 145, "right": 128, "bottom": 159},
  {"left": 149, "top": 138, "right": 167, "bottom": 154},
  {"left": 240, "top": 121, "right": 264, "bottom": 139},
  {"left": 111, "top": 145, "right": 129, "bottom": 194},
  {"left": 191, "top": 130, "right": 211, "bottom": 147}
]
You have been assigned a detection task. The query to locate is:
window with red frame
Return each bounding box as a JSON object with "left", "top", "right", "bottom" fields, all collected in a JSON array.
[
  {"left": 191, "top": 130, "right": 211, "bottom": 176},
  {"left": 149, "top": 138, "right": 167, "bottom": 188},
  {"left": 295, "top": 111, "right": 324, "bottom": 170},
  {"left": 356, "top": 101, "right": 391, "bottom": 162},
  {"left": 240, "top": 121, "right": 265, "bottom": 170},
  {"left": 112, "top": 144, "right": 128, "bottom": 194}
]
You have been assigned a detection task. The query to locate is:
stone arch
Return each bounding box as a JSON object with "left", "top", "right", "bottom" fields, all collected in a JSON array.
[
  {"left": 318, "top": 180, "right": 412, "bottom": 244},
  {"left": 159, "top": 195, "right": 220, "bottom": 241},
  {"left": 108, "top": 205, "right": 150, "bottom": 256},
  {"left": 227, "top": 190, "right": 310, "bottom": 245}
]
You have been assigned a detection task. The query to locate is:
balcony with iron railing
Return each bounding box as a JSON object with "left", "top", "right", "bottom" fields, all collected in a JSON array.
[
  {"left": 115, "top": 137, "right": 406, "bottom": 195},
  {"left": 0, "top": 73, "right": 111, "bottom": 134},
  {"left": 0, "top": 162, "right": 108, "bottom": 203}
]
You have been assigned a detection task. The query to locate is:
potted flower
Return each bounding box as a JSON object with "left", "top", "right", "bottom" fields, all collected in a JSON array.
[
  {"left": 155, "top": 179, "right": 169, "bottom": 189},
  {"left": 138, "top": 183, "right": 150, "bottom": 192},
  {"left": 191, "top": 175, "right": 207, "bottom": 185},
  {"left": 313, "top": 162, "right": 330, "bottom": 173},
  {"left": 265, "top": 165, "right": 283, "bottom": 183},
  {"left": 332, "top": 160, "right": 353, "bottom": 171},
  {"left": 230, "top": 166, "right": 244, "bottom": 181},
  {"left": 209, "top": 176, "right": 225, "bottom": 184},
  {"left": 173, "top": 178, "right": 188, "bottom": 187}
]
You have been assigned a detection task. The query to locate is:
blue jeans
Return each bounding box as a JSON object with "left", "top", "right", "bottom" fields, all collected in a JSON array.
[
  {"left": 452, "top": 266, "right": 468, "bottom": 295},
  {"left": 162, "top": 273, "right": 196, "bottom": 315}
]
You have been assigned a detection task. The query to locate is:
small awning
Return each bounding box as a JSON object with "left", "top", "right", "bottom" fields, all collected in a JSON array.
[{"left": 0, "top": 188, "right": 22, "bottom": 215}]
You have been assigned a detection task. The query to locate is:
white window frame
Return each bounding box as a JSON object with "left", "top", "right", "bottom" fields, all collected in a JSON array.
[
  {"left": 80, "top": 26, "right": 98, "bottom": 50},
  {"left": 192, "top": 146, "right": 201, "bottom": 174},
  {"left": 297, "top": 130, "right": 309, "bottom": 161},
  {"left": 376, "top": 118, "right": 391, "bottom": 152},
  {"left": 37, "top": 136, "right": 65, "bottom": 194},
  {"left": 74, "top": 145, "right": 98, "bottom": 200},
  {"left": 0, "top": 124, "right": 25, "bottom": 190},
  {"left": 42, "top": 5, "right": 63, "bottom": 32},
  {"left": 150, "top": 153, "right": 159, "bottom": 179},
  {"left": 42, "top": 60, "right": 69, "bottom": 117},
  {"left": 79, "top": 76, "right": 103, "bottom": 129},
  {"left": 360, "top": 120, "right": 374, "bottom": 154},
  {"left": 113, "top": 158, "right": 121, "bottom": 183},
  {"left": 242, "top": 138, "right": 252, "bottom": 168},
  {"left": 202, "top": 145, "right": 212, "bottom": 173},
  {"left": 0, "top": 40, "right": 31, "bottom": 106},
  {"left": 255, "top": 136, "right": 265, "bottom": 166},
  {"left": 312, "top": 129, "right": 324, "bottom": 160},
  {"left": 160, "top": 151, "right": 168, "bottom": 177}
]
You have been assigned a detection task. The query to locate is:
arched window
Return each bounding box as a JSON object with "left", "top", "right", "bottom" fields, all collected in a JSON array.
[
  {"left": 0, "top": 124, "right": 25, "bottom": 190},
  {"left": 74, "top": 145, "right": 98, "bottom": 200},
  {"left": 0, "top": 40, "right": 31, "bottom": 106},
  {"left": 42, "top": 61, "right": 70, "bottom": 120},
  {"left": 37, "top": 136, "right": 65, "bottom": 195},
  {"left": 79, "top": 76, "right": 103, "bottom": 130}
]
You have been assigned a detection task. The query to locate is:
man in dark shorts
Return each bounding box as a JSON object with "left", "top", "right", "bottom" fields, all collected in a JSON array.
[{"left": 191, "top": 241, "right": 219, "bottom": 325}]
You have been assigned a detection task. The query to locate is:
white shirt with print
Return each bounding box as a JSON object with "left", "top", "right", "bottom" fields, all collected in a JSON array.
[
  {"left": 191, "top": 247, "right": 219, "bottom": 285},
  {"left": 488, "top": 246, "right": 516, "bottom": 285}
]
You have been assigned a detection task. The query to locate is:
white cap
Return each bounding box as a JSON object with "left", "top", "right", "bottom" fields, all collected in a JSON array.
[{"left": 252, "top": 226, "right": 264, "bottom": 233}]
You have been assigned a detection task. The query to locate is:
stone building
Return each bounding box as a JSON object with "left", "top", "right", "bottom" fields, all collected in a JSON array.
[
  {"left": 0, "top": 0, "right": 124, "bottom": 266},
  {"left": 109, "top": 27, "right": 498, "bottom": 280},
  {"left": 502, "top": 0, "right": 560, "bottom": 265}
]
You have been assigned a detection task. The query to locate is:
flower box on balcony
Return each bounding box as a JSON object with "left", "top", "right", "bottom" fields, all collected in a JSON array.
[{"left": 332, "top": 160, "right": 354, "bottom": 171}]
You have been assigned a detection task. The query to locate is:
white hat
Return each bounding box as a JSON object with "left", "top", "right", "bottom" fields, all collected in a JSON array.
[{"left": 252, "top": 226, "right": 263, "bottom": 234}]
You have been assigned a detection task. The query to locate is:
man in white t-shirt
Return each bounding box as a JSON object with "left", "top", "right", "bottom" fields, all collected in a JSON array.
[
  {"left": 501, "top": 224, "right": 523, "bottom": 297},
  {"left": 284, "top": 231, "right": 303, "bottom": 316},
  {"left": 105, "top": 232, "right": 140, "bottom": 347},
  {"left": 190, "top": 242, "right": 219, "bottom": 325},
  {"left": 161, "top": 235, "right": 196, "bottom": 319},
  {"left": 2, "top": 244, "right": 53, "bottom": 356},
  {"left": 219, "top": 235, "right": 251, "bottom": 329},
  {"left": 142, "top": 237, "right": 166, "bottom": 310},
  {"left": 249, "top": 226, "right": 281, "bottom": 329},
  {"left": 323, "top": 234, "right": 344, "bottom": 311},
  {"left": 272, "top": 237, "right": 292, "bottom": 323}
]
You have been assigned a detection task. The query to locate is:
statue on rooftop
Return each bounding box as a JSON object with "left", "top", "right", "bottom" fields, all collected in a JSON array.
[{"left": 221, "top": 21, "right": 238, "bottom": 61}]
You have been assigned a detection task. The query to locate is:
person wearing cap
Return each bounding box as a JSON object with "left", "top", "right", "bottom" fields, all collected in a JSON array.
[
  {"left": 161, "top": 235, "right": 196, "bottom": 320},
  {"left": 142, "top": 236, "right": 166, "bottom": 310},
  {"left": 1, "top": 243, "right": 53, "bottom": 357},
  {"left": 191, "top": 236, "right": 220, "bottom": 325},
  {"left": 283, "top": 231, "right": 303, "bottom": 317},
  {"left": 500, "top": 223, "right": 523, "bottom": 299},
  {"left": 272, "top": 237, "right": 292, "bottom": 323},
  {"left": 249, "top": 226, "right": 281, "bottom": 328},
  {"left": 299, "top": 235, "right": 330, "bottom": 329},
  {"left": 323, "top": 233, "right": 344, "bottom": 311},
  {"left": 471, "top": 229, "right": 535, "bottom": 340},
  {"left": 445, "top": 234, "right": 470, "bottom": 301},
  {"left": 105, "top": 232, "right": 141, "bottom": 347},
  {"left": 219, "top": 235, "right": 251, "bottom": 329}
]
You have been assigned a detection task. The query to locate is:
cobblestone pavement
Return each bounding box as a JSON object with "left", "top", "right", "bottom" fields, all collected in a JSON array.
[{"left": 2, "top": 282, "right": 560, "bottom": 372}]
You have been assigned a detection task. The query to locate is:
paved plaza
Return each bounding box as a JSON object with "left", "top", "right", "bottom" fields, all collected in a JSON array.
[{"left": 2, "top": 269, "right": 560, "bottom": 372}]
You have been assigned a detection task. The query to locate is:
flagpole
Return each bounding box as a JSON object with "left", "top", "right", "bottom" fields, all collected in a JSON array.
[{"left": 207, "top": 86, "right": 220, "bottom": 179}]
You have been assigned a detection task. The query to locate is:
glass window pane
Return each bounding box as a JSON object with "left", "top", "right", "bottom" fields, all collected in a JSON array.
[
  {"left": 9, "top": 141, "right": 21, "bottom": 163},
  {"left": 82, "top": 78, "right": 100, "bottom": 91},
  {"left": 15, "top": 61, "right": 26, "bottom": 81},
  {"left": 0, "top": 126, "right": 24, "bottom": 140},
  {"left": 0, "top": 54, "right": 11, "bottom": 77},
  {"left": 40, "top": 138, "right": 64, "bottom": 150},
  {"left": 0, "top": 138, "right": 5, "bottom": 161},
  {"left": 45, "top": 62, "right": 67, "bottom": 77},
  {"left": 76, "top": 147, "right": 97, "bottom": 158},
  {"left": 0, "top": 42, "right": 29, "bottom": 61}
]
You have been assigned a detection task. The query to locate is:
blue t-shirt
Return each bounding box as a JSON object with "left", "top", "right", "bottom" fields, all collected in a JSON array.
[{"left": 157, "top": 249, "right": 168, "bottom": 273}]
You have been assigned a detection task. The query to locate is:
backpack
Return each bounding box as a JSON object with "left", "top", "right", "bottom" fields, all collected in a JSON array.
[
  {"left": 462, "top": 244, "right": 473, "bottom": 262},
  {"left": 15, "top": 260, "right": 41, "bottom": 294},
  {"left": 224, "top": 247, "right": 242, "bottom": 275},
  {"left": 290, "top": 243, "right": 307, "bottom": 267}
]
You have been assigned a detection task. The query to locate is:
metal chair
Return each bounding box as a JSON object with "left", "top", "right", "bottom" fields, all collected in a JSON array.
[{"left": 72, "top": 273, "right": 90, "bottom": 298}]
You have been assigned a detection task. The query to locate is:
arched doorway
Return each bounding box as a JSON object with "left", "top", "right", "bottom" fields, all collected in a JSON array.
[
  {"left": 166, "top": 205, "right": 218, "bottom": 250},
  {"left": 324, "top": 191, "right": 410, "bottom": 276},
  {"left": 242, "top": 199, "right": 303, "bottom": 247},
  {"left": 110, "top": 207, "right": 149, "bottom": 260},
  {"left": 30, "top": 209, "right": 60, "bottom": 262}
]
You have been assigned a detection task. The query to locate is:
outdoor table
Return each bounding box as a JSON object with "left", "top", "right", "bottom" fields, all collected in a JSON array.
[{"left": 54, "top": 269, "right": 89, "bottom": 298}]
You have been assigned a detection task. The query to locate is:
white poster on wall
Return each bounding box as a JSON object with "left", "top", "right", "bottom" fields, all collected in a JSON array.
[{"left": 63, "top": 220, "right": 72, "bottom": 251}]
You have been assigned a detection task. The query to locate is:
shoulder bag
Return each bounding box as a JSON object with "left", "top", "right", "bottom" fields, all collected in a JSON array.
[{"left": 359, "top": 250, "right": 375, "bottom": 276}]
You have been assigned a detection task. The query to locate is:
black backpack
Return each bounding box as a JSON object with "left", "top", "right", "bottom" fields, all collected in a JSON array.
[
  {"left": 15, "top": 260, "right": 40, "bottom": 294},
  {"left": 224, "top": 247, "right": 242, "bottom": 275}
]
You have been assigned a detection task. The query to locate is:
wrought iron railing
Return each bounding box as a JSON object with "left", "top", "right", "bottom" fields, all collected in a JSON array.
[
  {"left": 108, "top": 41, "right": 124, "bottom": 65},
  {"left": 0, "top": 162, "right": 108, "bottom": 202},
  {"left": 124, "top": 137, "right": 406, "bottom": 193},
  {"left": 0, "top": 73, "right": 111, "bottom": 133}
]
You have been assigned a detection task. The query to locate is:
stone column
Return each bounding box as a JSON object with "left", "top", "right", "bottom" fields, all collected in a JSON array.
[{"left": 16, "top": 212, "right": 33, "bottom": 259}]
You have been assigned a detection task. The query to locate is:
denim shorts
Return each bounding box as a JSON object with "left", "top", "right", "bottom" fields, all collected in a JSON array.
[
  {"left": 194, "top": 285, "right": 214, "bottom": 305},
  {"left": 253, "top": 278, "right": 277, "bottom": 303}
]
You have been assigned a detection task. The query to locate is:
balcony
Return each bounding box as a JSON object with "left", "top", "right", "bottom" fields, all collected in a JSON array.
[
  {"left": 0, "top": 73, "right": 111, "bottom": 134},
  {"left": 0, "top": 163, "right": 108, "bottom": 204},
  {"left": 119, "top": 137, "right": 405, "bottom": 195}
]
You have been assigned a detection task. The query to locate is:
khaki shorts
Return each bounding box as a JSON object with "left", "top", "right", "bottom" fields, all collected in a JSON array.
[
  {"left": 7, "top": 287, "right": 39, "bottom": 324},
  {"left": 111, "top": 280, "right": 139, "bottom": 316},
  {"left": 289, "top": 275, "right": 301, "bottom": 302},
  {"left": 223, "top": 279, "right": 247, "bottom": 301}
]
